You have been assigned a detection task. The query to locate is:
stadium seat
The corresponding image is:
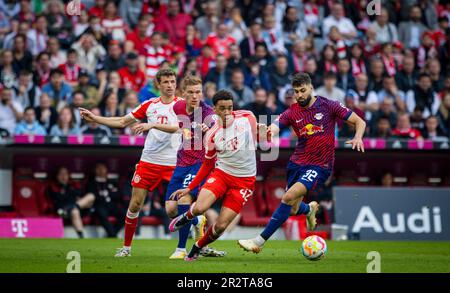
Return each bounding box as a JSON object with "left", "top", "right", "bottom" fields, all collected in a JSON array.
[
  {"left": 141, "top": 216, "right": 164, "bottom": 226},
  {"left": 264, "top": 180, "right": 286, "bottom": 214},
  {"left": 13, "top": 179, "right": 41, "bottom": 217}
]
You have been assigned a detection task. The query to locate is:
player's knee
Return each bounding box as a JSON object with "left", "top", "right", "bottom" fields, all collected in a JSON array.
[
  {"left": 71, "top": 208, "right": 80, "bottom": 218},
  {"left": 282, "top": 192, "right": 298, "bottom": 205},
  {"left": 165, "top": 202, "right": 178, "bottom": 218},
  {"left": 192, "top": 204, "right": 206, "bottom": 216},
  {"left": 178, "top": 195, "right": 192, "bottom": 205},
  {"left": 129, "top": 199, "right": 143, "bottom": 213}
]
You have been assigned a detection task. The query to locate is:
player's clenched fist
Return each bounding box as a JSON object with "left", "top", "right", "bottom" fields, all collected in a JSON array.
[
  {"left": 131, "top": 123, "right": 154, "bottom": 135},
  {"left": 170, "top": 188, "right": 191, "bottom": 200}
]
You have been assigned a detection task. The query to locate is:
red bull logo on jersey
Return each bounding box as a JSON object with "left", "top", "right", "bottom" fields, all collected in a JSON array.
[
  {"left": 299, "top": 124, "right": 324, "bottom": 136},
  {"left": 182, "top": 128, "right": 192, "bottom": 140}
]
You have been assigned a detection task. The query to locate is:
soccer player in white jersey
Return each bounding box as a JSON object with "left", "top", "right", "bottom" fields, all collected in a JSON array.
[
  {"left": 79, "top": 69, "right": 182, "bottom": 257},
  {"left": 169, "top": 90, "right": 258, "bottom": 261}
]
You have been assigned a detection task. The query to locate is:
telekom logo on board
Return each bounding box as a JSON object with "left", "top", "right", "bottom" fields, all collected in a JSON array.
[{"left": 11, "top": 219, "right": 28, "bottom": 238}]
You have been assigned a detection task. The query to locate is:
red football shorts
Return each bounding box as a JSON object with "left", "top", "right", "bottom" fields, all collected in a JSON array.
[
  {"left": 131, "top": 161, "right": 175, "bottom": 191},
  {"left": 200, "top": 168, "right": 256, "bottom": 214}
]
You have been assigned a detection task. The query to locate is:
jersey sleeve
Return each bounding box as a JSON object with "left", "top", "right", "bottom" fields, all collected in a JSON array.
[
  {"left": 129, "top": 100, "right": 150, "bottom": 121},
  {"left": 273, "top": 108, "right": 292, "bottom": 129},
  {"left": 329, "top": 99, "right": 353, "bottom": 121}
]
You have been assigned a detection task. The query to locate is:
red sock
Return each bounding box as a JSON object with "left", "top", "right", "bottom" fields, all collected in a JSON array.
[
  {"left": 186, "top": 203, "right": 195, "bottom": 220},
  {"left": 123, "top": 210, "right": 139, "bottom": 248},
  {"left": 197, "top": 224, "right": 221, "bottom": 248}
]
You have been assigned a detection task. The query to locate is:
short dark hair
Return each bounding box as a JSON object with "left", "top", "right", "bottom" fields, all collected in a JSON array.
[
  {"left": 323, "top": 71, "right": 337, "bottom": 80},
  {"left": 418, "top": 73, "right": 431, "bottom": 80},
  {"left": 155, "top": 68, "right": 176, "bottom": 83},
  {"left": 212, "top": 90, "right": 234, "bottom": 106},
  {"left": 24, "top": 106, "right": 35, "bottom": 113},
  {"left": 50, "top": 68, "right": 64, "bottom": 77},
  {"left": 291, "top": 73, "right": 312, "bottom": 87}
]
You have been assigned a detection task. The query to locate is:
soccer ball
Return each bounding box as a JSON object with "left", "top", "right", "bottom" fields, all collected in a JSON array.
[{"left": 301, "top": 235, "right": 327, "bottom": 261}]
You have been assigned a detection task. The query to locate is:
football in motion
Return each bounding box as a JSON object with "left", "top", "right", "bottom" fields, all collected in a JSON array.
[{"left": 301, "top": 235, "right": 327, "bottom": 261}]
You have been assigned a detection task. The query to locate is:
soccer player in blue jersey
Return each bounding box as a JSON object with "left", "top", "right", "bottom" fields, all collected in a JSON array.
[
  {"left": 238, "top": 72, "right": 366, "bottom": 253},
  {"left": 133, "top": 75, "right": 224, "bottom": 259}
]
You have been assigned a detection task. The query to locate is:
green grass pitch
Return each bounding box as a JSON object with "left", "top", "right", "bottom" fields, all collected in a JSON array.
[{"left": 1, "top": 239, "right": 449, "bottom": 273}]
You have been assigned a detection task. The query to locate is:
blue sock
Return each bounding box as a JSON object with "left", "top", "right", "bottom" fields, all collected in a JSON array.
[
  {"left": 177, "top": 205, "right": 191, "bottom": 249},
  {"left": 296, "top": 202, "right": 310, "bottom": 215},
  {"left": 261, "top": 203, "right": 292, "bottom": 240},
  {"left": 192, "top": 215, "right": 198, "bottom": 226}
]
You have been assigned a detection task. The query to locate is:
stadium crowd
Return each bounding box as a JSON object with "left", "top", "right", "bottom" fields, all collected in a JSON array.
[{"left": 0, "top": 0, "right": 449, "bottom": 142}]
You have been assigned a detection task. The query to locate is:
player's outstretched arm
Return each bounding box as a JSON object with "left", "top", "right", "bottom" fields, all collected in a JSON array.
[
  {"left": 258, "top": 123, "right": 280, "bottom": 142},
  {"left": 344, "top": 112, "right": 366, "bottom": 153},
  {"left": 131, "top": 123, "right": 179, "bottom": 135},
  {"left": 79, "top": 108, "right": 135, "bottom": 129}
]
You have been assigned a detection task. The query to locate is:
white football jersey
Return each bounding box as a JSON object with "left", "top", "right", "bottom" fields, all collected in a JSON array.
[
  {"left": 205, "top": 110, "right": 257, "bottom": 177},
  {"left": 128, "top": 97, "right": 183, "bottom": 166}
]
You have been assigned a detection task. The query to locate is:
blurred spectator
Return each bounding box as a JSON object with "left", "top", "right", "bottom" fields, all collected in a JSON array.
[
  {"left": 437, "top": 92, "right": 450, "bottom": 137},
  {"left": 336, "top": 58, "right": 355, "bottom": 92},
  {"left": 183, "top": 23, "right": 203, "bottom": 57},
  {"left": 392, "top": 112, "right": 422, "bottom": 140},
  {"left": 244, "top": 57, "right": 271, "bottom": 92},
  {"left": 58, "top": 49, "right": 82, "bottom": 88},
  {"left": 73, "top": 69, "right": 100, "bottom": 108},
  {"left": 338, "top": 92, "right": 365, "bottom": 137},
  {"left": 195, "top": 0, "right": 218, "bottom": 40},
  {"left": 243, "top": 87, "right": 272, "bottom": 121},
  {"left": 226, "top": 6, "right": 247, "bottom": 44},
  {"left": 380, "top": 172, "right": 394, "bottom": 187},
  {"left": 303, "top": 0, "right": 323, "bottom": 37},
  {"left": 226, "top": 43, "right": 245, "bottom": 72},
  {"left": 85, "top": 162, "right": 125, "bottom": 238},
  {"left": 70, "top": 91, "right": 86, "bottom": 127},
  {"left": 179, "top": 57, "right": 201, "bottom": 80},
  {"left": 0, "top": 49, "right": 17, "bottom": 87},
  {"left": 239, "top": 22, "right": 263, "bottom": 61},
  {"left": 287, "top": 40, "right": 309, "bottom": 74},
  {"left": 203, "top": 81, "right": 216, "bottom": 106},
  {"left": 315, "top": 71, "right": 345, "bottom": 104},
  {"left": 318, "top": 44, "right": 337, "bottom": 73},
  {"left": 124, "top": 17, "right": 152, "bottom": 54},
  {"left": 87, "top": 14, "right": 112, "bottom": 49},
  {"left": 367, "top": 58, "right": 385, "bottom": 93},
  {"left": 139, "top": 32, "right": 168, "bottom": 80},
  {"left": 102, "top": 41, "right": 125, "bottom": 72},
  {"left": 205, "top": 23, "right": 236, "bottom": 59},
  {"left": 3, "top": 21, "right": 34, "bottom": 52},
  {"left": 349, "top": 43, "right": 367, "bottom": 76},
  {"left": 227, "top": 68, "right": 254, "bottom": 109},
  {"left": 13, "top": 69, "right": 42, "bottom": 108},
  {"left": 380, "top": 43, "right": 398, "bottom": 77},
  {"left": 100, "top": 71, "right": 126, "bottom": 103},
  {"left": 49, "top": 106, "right": 80, "bottom": 136},
  {"left": 328, "top": 26, "right": 347, "bottom": 59},
  {"left": 14, "top": 106, "right": 46, "bottom": 135},
  {"left": 417, "top": 0, "right": 438, "bottom": 29},
  {"left": 406, "top": 73, "right": 440, "bottom": 118},
  {"left": 304, "top": 58, "right": 321, "bottom": 88},
  {"left": 322, "top": 2, "right": 357, "bottom": 43},
  {"left": 119, "top": 0, "right": 143, "bottom": 29},
  {"left": 370, "top": 116, "right": 392, "bottom": 138},
  {"left": 27, "top": 14, "right": 48, "bottom": 56},
  {"left": 262, "top": 15, "right": 285, "bottom": 56},
  {"left": 80, "top": 107, "right": 112, "bottom": 137},
  {"left": 236, "top": 0, "right": 263, "bottom": 27},
  {"left": 204, "top": 54, "right": 231, "bottom": 90},
  {"left": 71, "top": 32, "right": 106, "bottom": 74},
  {"left": 42, "top": 68, "right": 73, "bottom": 111},
  {"left": 398, "top": 6, "right": 428, "bottom": 50},
  {"left": 73, "top": 10, "right": 90, "bottom": 38},
  {"left": 48, "top": 166, "right": 95, "bottom": 238},
  {"left": 48, "top": 36, "right": 66, "bottom": 68},
  {"left": 282, "top": 5, "right": 307, "bottom": 48},
  {"left": 118, "top": 52, "right": 146, "bottom": 93},
  {"left": 369, "top": 98, "right": 397, "bottom": 135},
  {"left": 0, "top": 87, "right": 23, "bottom": 136},
  {"left": 370, "top": 7, "right": 398, "bottom": 44},
  {"left": 0, "top": 0, "right": 19, "bottom": 19},
  {"left": 410, "top": 106, "right": 425, "bottom": 130},
  {"left": 45, "top": 0, "right": 72, "bottom": 43},
  {"left": 155, "top": 0, "right": 192, "bottom": 45},
  {"left": 424, "top": 58, "right": 444, "bottom": 93},
  {"left": 367, "top": 76, "right": 406, "bottom": 114},
  {"left": 101, "top": 1, "right": 127, "bottom": 43},
  {"left": 35, "top": 93, "right": 58, "bottom": 133},
  {"left": 34, "top": 52, "right": 52, "bottom": 87},
  {"left": 395, "top": 55, "right": 418, "bottom": 93},
  {"left": 254, "top": 41, "right": 273, "bottom": 69},
  {"left": 417, "top": 31, "right": 439, "bottom": 69},
  {"left": 268, "top": 55, "right": 291, "bottom": 96},
  {"left": 353, "top": 73, "right": 369, "bottom": 111},
  {"left": 421, "top": 115, "right": 448, "bottom": 142},
  {"left": 99, "top": 88, "right": 120, "bottom": 119},
  {"left": 119, "top": 90, "right": 139, "bottom": 117},
  {"left": 88, "top": 0, "right": 106, "bottom": 19},
  {"left": 11, "top": 34, "right": 33, "bottom": 74}
]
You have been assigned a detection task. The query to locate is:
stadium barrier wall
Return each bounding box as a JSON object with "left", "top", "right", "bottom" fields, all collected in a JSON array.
[{"left": 334, "top": 187, "right": 450, "bottom": 240}]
